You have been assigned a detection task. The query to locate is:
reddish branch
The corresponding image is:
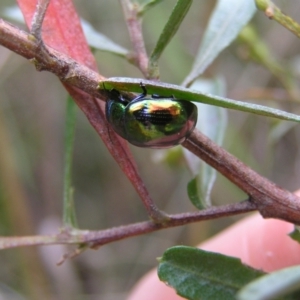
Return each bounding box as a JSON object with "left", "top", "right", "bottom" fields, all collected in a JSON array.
[
  {"left": 0, "top": 201, "right": 255, "bottom": 250},
  {"left": 120, "top": 0, "right": 149, "bottom": 76},
  {"left": 183, "top": 132, "right": 300, "bottom": 225},
  {"left": 0, "top": 18, "right": 299, "bottom": 250}
]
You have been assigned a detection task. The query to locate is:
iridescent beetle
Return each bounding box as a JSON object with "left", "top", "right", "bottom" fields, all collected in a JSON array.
[{"left": 105, "top": 83, "right": 198, "bottom": 148}]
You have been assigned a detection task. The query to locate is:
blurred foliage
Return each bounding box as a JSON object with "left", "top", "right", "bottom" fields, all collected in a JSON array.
[{"left": 0, "top": 0, "right": 300, "bottom": 299}]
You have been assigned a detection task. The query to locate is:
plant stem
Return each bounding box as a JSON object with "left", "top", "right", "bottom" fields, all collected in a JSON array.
[
  {"left": 30, "top": 0, "right": 51, "bottom": 39},
  {"left": 255, "top": 0, "right": 300, "bottom": 38},
  {"left": 0, "top": 17, "right": 299, "bottom": 247},
  {"left": 0, "top": 200, "right": 256, "bottom": 250},
  {"left": 0, "top": 13, "right": 167, "bottom": 222},
  {"left": 120, "top": 0, "right": 149, "bottom": 76},
  {"left": 183, "top": 131, "right": 300, "bottom": 225}
]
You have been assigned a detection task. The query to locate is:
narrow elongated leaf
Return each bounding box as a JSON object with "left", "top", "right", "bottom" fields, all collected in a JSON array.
[
  {"left": 150, "top": 0, "right": 192, "bottom": 61},
  {"left": 182, "top": 0, "right": 256, "bottom": 86},
  {"left": 185, "top": 78, "right": 227, "bottom": 208},
  {"left": 192, "top": 79, "right": 227, "bottom": 145},
  {"left": 81, "top": 20, "right": 129, "bottom": 57},
  {"left": 63, "top": 96, "right": 77, "bottom": 228},
  {"left": 102, "top": 78, "right": 300, "bottom": 123},
  {"left": 237, "top": 265, "right": 300, "bottom": 300},
  {"left": 187, "top": 167, "right": 216, "bottom": 209},
  {"left": 158, "top": 246, "right": 265, "bottom": 300},
  {"left": 187, "top": 177, "right": 205, "bottom": 209},
  {"left": 137, "top": 0, "right": 164, "bottom": 15}
]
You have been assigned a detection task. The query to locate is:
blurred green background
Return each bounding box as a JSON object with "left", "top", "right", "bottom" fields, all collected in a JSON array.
[{"left": 0, "top": 0, "right": 300, "bottom": 299}]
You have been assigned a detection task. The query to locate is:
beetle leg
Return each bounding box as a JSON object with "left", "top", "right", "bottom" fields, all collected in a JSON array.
[
  {"left": 139, "top": 82, "right": 147, "bottom": 96},
  {"left": 132, "top": 82, "right": 148, "bottom": 102}
]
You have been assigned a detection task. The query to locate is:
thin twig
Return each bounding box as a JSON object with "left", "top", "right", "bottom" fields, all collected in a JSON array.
[
  {"left": 30, "top": 0, "right": 54, "bottom": 68},
  {"left": 30, "top": 0, "right": 51, "bottom": 39},
  {"left": 255, "top": 0, "right": 300, "bottom": 38},
  {"left": 0, "top": 200, "right": 256, "bottom": 250},
  {"left": 0, "top": 18, "right": 299, "bottom": 250},
  {"left": 0, "top": 18, "right": 169, "bottom": 223},
  {"left": 183, "top": 131, "right": 300, "bottom": 225},
  {"left": 120, "top": 0, "right": 149, "bottom": 76}
]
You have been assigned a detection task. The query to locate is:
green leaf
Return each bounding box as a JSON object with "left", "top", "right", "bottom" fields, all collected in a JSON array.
[
  {"left": 185, "top": 78, "right": 227, "bottom": 208},
  {"left": 237, "top": 265, "right": 300, "bottom": 300},
  {"left": 148, "top": 0, "right": 193, "bottom": 78},
  {"left": 101, "top": 78, "right": 300, "bottom": 123},
  {"left": 187, "top": 170, "right": 216, "bottom": 209},
  {"left": 238, "top": 25, "right": 295, "bottom": 93},
  {"left": 136, "top": 0, "right": 164, "bottom": 15},
  {"left": 187, "top": 163, "right": 218, "bottom": 209},
  {"left": 289, "top": 226, "right": 300, "bottom": 243},
  {"left": 158, "top": 246, "right": 265, "bottom": 300},
  {"left": 187, "top": 177, "right": 205, "bottom": 209},
  {"left": 182, "top": 0, "right": 256, "bottom": 87},
  {"left": 81, "top": 19, "right": 129, "bottom": 57},
  {"left": 238, "top": 25, "right": 284, "bottom": 76},
  {"left": 63, "top": 96, "right": 77, "bottom": 227},
  {"left": 192, "top": 79, "right": 227, "bottom": 145}
]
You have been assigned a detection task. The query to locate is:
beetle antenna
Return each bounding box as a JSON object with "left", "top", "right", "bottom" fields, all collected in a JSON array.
[{"left": 139, "top": 82, "right": 147, "bottom": 97}]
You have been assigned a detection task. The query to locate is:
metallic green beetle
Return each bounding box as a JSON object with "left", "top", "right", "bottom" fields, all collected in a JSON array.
[{"left": 105, "top": 83, "right": 198, "bottom": 148}]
